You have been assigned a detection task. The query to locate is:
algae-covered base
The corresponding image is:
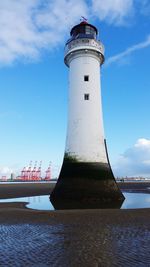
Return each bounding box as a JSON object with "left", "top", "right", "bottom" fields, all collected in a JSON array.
[{"left": 50, "top": 160, "right": 125, "bottom": 209}]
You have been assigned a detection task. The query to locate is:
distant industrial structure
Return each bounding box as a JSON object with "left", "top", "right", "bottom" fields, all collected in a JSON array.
[
  {"left": 116, "top": 177, "right": 149, "bottom": 182},
  {"left": 20, "top": 161, "right": 51, "bottom": 181},
  {"left": 0, "top": 161, "right": 51, "bottom": 182}
]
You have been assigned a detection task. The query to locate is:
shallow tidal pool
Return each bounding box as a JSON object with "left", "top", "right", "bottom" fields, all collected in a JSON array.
[{"left": 0, "top": 192, "right": 150, "bottom": 210}]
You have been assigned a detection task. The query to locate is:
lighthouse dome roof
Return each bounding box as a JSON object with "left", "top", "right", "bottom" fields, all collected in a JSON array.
[{"left": 70, "top": 22, "right": 98, "bottom": 37}]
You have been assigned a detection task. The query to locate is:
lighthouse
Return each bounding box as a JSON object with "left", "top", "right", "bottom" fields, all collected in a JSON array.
[{"left": 50, "top": 20, "right": 125, "bottom": 209}]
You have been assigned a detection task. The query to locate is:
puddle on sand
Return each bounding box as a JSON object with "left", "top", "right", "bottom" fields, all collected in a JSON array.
[
  {"left": 0, "top": 192, "right": 150, "bottom": 210},
  {"left": 0, "top": 195, "right": 54, "bottom": 210},
  {"left": 121, "top": 192, "right": 150, "bottom": 209}
]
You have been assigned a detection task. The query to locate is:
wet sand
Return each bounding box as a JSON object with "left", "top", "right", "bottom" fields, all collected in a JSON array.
[
  {"left": 119, "top": 181, "right": 150, "bottom": 193},
  {"left": 0, "top": 182, "right": 55, "bottom": 199},
  {"left": 0, "top": 182, "right": 150, "bottom": 266},
  {"left": 0, "top": 181, "right": 149, "bottom": 199}
]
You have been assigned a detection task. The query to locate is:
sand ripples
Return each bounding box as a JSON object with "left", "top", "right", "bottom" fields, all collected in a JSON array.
[{"left": 0, "top": 222, "right": 149, "bottom": 267}]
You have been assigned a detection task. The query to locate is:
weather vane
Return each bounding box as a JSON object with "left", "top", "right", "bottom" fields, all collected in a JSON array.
[{"left": 80, "top": 16, "right": 88, "bottom": 22}]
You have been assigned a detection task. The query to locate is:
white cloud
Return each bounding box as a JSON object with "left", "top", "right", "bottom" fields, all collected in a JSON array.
[
  {"left": 0, "top": 166, "right": 13, "bottom": 177},
  {"left": 105, "top": 35, "right": 150, "bottom": 67},
  {"left": 113, "top": 138, "right": 150, "bottom": 177},
  {"left": 91, "top": 0, "right": 134, "bottom": 25},
  {"left": 0, "top": 0, "right": 88, "bottom": 66},
  {"left": 0, "top": 0, "right": 149, "bottom": 66},
  {"left": 134, "top": 138, "right": 150, "bottom": 147}
]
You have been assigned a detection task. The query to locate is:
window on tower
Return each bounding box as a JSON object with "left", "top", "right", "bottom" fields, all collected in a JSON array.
[
  {"left": 84, "top": 75, "right": 89, "bottom": 81},
  {"left": 84, "top": 94, "right": 89, "bottom": 100}
]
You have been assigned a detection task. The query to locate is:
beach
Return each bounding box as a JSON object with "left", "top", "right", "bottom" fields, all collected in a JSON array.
[
  {"left": 0, "top": 182, "right": 150, "bottom": 266},
  {"left": 0, "top": 182, "right": 55, "bottom": 199}
]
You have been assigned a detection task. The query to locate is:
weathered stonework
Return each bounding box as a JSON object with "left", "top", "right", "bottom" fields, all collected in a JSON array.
[{"left": 50, "top": 158, "right": 124, "bottom": 209}]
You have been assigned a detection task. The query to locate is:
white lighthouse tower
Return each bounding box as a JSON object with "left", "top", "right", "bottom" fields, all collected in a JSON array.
[{"left": 50, "top": 20, "right": 124, "bottom": 209}]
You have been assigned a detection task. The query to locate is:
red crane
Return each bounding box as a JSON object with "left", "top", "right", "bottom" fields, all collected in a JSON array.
[
  {"left": 45, "top": 162, "right": 51, "bottom": 181},
  {"left": 27, "top": 161, "right": 32, "bottom": 180},
  {"left": 36, "top": 161, "right": 42, "bottom": 181},
  {"left": 31, "top": 161, "right": 37, "bottom": 180},
  {"left": 21, "top": 166, "right": 26, "bottom": 180}
]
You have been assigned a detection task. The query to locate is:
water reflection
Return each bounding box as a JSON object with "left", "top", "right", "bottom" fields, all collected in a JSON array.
[
  {"left": 50, "top": 197, "right": 124, "bottom": 209},
  {"left": 0, "top": 192, "right": 150, "bottom": 210},
  {"left": 0, "top": 196, "right": 54, "bottom": 210},
  {"left": 121, "top": 192, "right": 150, "bottom": 209}
]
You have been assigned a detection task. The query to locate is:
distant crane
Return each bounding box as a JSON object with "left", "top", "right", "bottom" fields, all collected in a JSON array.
[
  {"left": 45, "top": 162, "right": 51, "bottom": 180},
  {"left": 21, "top": 166, "right": 26, "bottom": 180},
  {"left": 27, "top": 161, "right": 32, "bottom": 180},
  {"left": 36, "top": 161, "right": 42, "bottom": 180},
  {"left": 20, "top": 161, "right": 51, "bottom": 181},
  {"left": 31, "top": 161, "right": 37, "bottom": 180}
]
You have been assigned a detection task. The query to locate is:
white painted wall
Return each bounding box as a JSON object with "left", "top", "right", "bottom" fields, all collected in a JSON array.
[{"left": 65, "top": 45, "right": 108, "bottom": 163}]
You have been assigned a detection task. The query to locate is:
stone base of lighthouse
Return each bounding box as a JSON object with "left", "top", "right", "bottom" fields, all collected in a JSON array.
[{"left": 50, "top": 157, "right": 125, "bottom": 210}]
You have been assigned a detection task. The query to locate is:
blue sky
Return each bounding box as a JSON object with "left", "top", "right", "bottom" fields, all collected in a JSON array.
[{"left": 0, "top": 0, "right": 150, "bottom": 178}]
